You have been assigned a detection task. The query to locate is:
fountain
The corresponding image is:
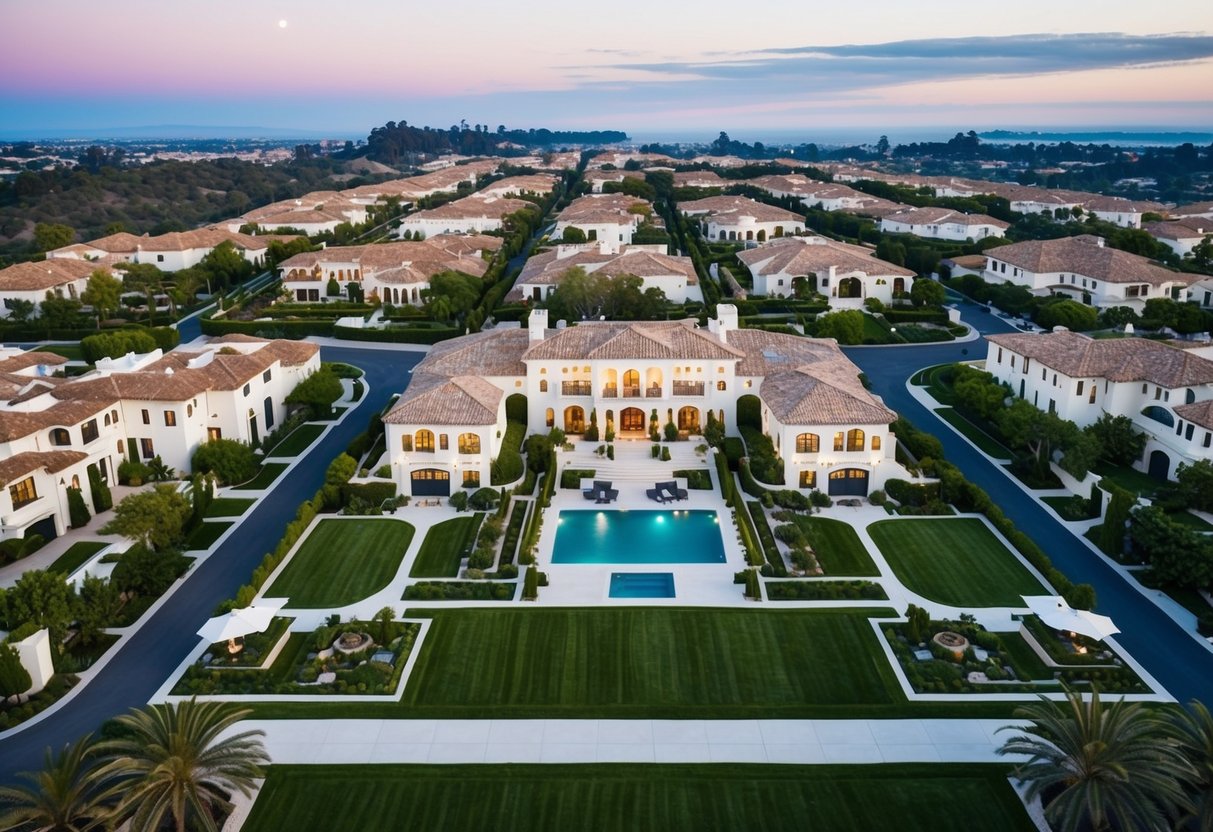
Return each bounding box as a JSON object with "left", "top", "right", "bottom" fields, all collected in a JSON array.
[{"left": 332, "top": 632, "right": 373, "bottom": 654}]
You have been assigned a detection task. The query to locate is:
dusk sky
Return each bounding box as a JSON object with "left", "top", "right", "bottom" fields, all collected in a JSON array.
[{"left": 2, "top": 0, "right": 1212, "bottom": 140}]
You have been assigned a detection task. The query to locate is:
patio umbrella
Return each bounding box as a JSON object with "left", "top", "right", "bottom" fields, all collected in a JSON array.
[
  {"left": 197, "top": 604, "right": 282, "bottom": 648},
  {"left": 1022, "top": 596, "right": 1120, "bottom": 641}
]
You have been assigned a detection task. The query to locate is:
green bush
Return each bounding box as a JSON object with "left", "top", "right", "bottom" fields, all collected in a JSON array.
[
  {"left": 744, "top": 568, "right": 762, "bottom": 600},
  {"left": 403, "top": 581, "right": 515, "bottom": 601},
  {"left": 81, "top": 329, "right": 158, "bottom": 363},
  {"left": 191, "top": 439, "right": 258, "bottom": 486},
  {"left": 117, "top": 458, "right": 151, "bottom": 486},
  {"left": 767, "top": 581, "right": 888, "bottom": 601},
  {"left": 491, "top": 422, "right": 526, "bottom": 485},
  {"left": 523, "top": 564, "right": 539, "bottom": 600},
  {"left": 344, "top": 481, "right": 397, "bottom": 506},
  {"left": 468, "top": 488, "right": 501, "bottom": 512},
  {"left": 561, "top": 469, "right": 597, "bottom": 489},
  {"left": 740, "top": 427, "right": 783, "bottom": 485},
  {"left": 67, "top": 487, "right": 91, "bottom": 529},
  {"left": 449, "top": 491, "right": 469, "bottom": 512},
  {"left": 660, "top": 446, "right": 671, "bottom": 462},
  {"left": 87, "top": 464, "right": 112, "bottom": 513},
  {"left": 0, "top": 643, "right": 32, "bottom": 697}
]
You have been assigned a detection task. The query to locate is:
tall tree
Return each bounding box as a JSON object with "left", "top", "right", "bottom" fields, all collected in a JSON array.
[
  {"left": 33, "top": 222, "right": 75, "bottom": 252},
  {"left": 0, "top": 735, "right": 116, "bottom": 832},
  {"left": 95, "top": 699, "right": 268, "bottom": 832},
  {"left": 100, "top": 484, "right": 191, "bottom": 551},
  {"left": 999, "top": 686, "right": 1194, "bottom": 832},
  {"left": 80, "top": 270, "right": 123, "bottom": 321},
  {"left": 1174, "top": 700, "right": 1213, "bottom": 832}
]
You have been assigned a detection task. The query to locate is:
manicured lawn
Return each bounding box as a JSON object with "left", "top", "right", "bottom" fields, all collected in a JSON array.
[
  {"left": 38, "top": 343, "right": 84, "bottom": 361},
  {"left": 244, "top": 764, "right": 1033, "bottom": 832},
  {"left": 934, "top": 407, "right": 1012, "bottom": 459},
  {"left": 48, "top": 541, "right": 108, "bottom": 576},
  {"left": 1094, "top": 462, "right": 1162, "bottom": 498},
  {"left": 269, "top": 424, "right": 326, "bottom": 457},
  {"left": 408, "top": 515, "right": 484, "bottom": 578},
  {"left": 1165, "top": 510, "right": 1213, "bottom": 532},
  {"left": 232, "top": 463, "right": 288, "bottom": 490},
  {"left": 185, "top": 521, "right": 232, "bottom": 551},
  {"left": 868, "top": 518, "right": 1048, "bottom": 607},
  {"left": 792, "top": 517, "right": 880, "bottom": 577},
  {"left": 204, "top": 497, "right": 256, "bottom": 518},
  {"left": 267, "top": 519, "right": 415, "bottom": 608}
]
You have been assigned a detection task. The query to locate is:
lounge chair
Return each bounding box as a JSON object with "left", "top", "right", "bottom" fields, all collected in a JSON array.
[
  {"left": 657, "top": 481, "right": 683, "bottom": 502},
  {"left": 606, "top": 489, "right": 619, "bottom": 503},
  {"left": 646, "top": 488, "right": 666, "bottom": 503},
  {"left": 583, "top": 488, "right": 597, "bottom": 501}
]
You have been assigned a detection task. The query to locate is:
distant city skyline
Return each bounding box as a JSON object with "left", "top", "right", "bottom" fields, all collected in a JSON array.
[{"left": 2, "top": 0, "right": 1211, "bottom": 138}]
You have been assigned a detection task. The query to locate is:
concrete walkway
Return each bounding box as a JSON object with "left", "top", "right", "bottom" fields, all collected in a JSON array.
[{"left": 232, "top": 717, "right": 1030, "bottom": 766}]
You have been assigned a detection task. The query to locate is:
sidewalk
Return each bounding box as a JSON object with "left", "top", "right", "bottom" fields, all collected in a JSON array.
[{"left": 230, "top": 717, "right": 1031, "bottom": 766}]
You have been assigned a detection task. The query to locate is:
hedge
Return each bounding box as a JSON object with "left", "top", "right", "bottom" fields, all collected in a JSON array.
[
  {"left": 333, "top": 325, "right": 462, "bottom": 345},
  {"left": 881, "top": 308, "right": 950, "bottom": 324},
  {"left": 491, "top": 422, "right": 526, "bottom": 486},
  {"left": 714, "top": 451, "right": 736, "bottom": 507},
  {"left": 403, "top": 581, "right": 516, "bottom": 601},
  {"left": 344, "top": 481, "right": 398, "bottom": 506},
  {"left": 746, "top": 501, "right": 786, "bottom": 576},
  {"left": 201, "top": 317, "right": 334, "bottom": 338},
  {"left": 767, "top": 581, "right": 888, "bottom": 601}
]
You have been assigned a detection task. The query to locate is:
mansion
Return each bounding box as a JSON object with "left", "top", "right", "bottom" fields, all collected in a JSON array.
[
  {"left": 736, "top": 236, "right": 915, "bottom": 304},
  {"left": 984, "top": 330, "right": 1213, "bottom": 480},
  {"left": 0, "top": 336, "right": 319, "bottom": 542},
  {"left": 383, "top": 306, "right": 903, "bottom": 499}
]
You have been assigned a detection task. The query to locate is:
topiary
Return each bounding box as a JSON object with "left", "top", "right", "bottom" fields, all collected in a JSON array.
[{"left": 0, "top": 642, "right": 31, "bottom": 697}]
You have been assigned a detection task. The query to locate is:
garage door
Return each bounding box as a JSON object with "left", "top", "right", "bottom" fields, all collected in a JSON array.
[
  {"left": 411, "top": 468, "right": 451, "bottom": 497},
  {"left": 27, "top": 514, "right": 59, "bottom": 543},
  {"left": 827, "top": 468, "right": 869, "bottom": 497}
]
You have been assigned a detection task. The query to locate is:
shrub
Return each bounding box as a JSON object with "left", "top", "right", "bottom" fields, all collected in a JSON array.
[
  {"left": 651, "top": 444, "right": 660, "bottom": 459},
  {"left": 449, "top": 491, "right": 469, "bottom": 512},
  {"left": 809, "top": 491, "right": 832, "bottom": 508},
  {"left": 606, "top": 444, "right": 614, "bottom": 461},
  {"left": 523, "top": 565, "right": 539, "bottom": 600},
  {"left": 87, "top": 464, "right": 112, "bottom": 513},
  {"left": 117, "top": 459, "right": 151, "bottom": 486},
  {"left": 67, "top": 487, "right": 91, "bottom": 529},
  {"left": 744, "top": 569, "right": 762, "bottom": 600},
  {"left": 191, "top": 439, "right": 258, "bottom": 486},
  {"left": 111, "top": 544, "right": 190, "bottom": 597},
  {"left": 660, "top": 446, "right": 671, "bottom": 462},
  {"left": 664, "top": 421, "right": 678, "bottom": 441},
  {"left": 80, "top": 329, "right": 158, "bottom": 363},
  {"left": 344, "top": 481, "right": 397, "bottom": 506},
  {"left": 0, "top": 643, "right": 32, "bottom": 697},
  {"left": 868, "top": 489, "right": 886, "bottom": 506},
  {"left": 468, "top": 488, "right": 501, "bottom": 512},
  {"left": 286, "top": 367, "right": 343, "bottom": 418}
]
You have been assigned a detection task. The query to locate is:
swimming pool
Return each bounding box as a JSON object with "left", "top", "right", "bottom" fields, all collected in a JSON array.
[
  {"left": 552, "top": 509, "right": 726, "bottom": 564},
  {"left": 609, "top": 572, "right": 675, "bottom": 598}
]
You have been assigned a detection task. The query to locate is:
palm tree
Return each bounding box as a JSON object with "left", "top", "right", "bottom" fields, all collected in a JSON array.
[
  {"left": 1174, "top": 700, "right": 1213, "bottom": 832},
  {"left": 998, "top": 686, "right": 1194, "bottom": 832},
  {"left": 0, "top": 735, "right": 115, "bottom": 831},
  {"left": 94, "top": 698, "right": 268, "bottom": 832}
]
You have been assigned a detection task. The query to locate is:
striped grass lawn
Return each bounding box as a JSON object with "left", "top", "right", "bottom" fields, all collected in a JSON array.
[
  {"left": 867, "top": 518, "right": 1047, "bottom": 607},
  {"left": 232, "top": 463, "right": 288, "bottom": 491},
  {"left": 793, "top": 516, "right": 881, "bottom": 577},
  {"left": 48, "top": 541, "right": 108, "bottom": 575},
  {"left": 409, "top": 515, "right": 484, "bottom": 578},
  {"left": 243, "top": 764, "right": 1034, "bottom": 832},
  {"left": 267, "top": 519, "right": 415, "bottom": 608}
]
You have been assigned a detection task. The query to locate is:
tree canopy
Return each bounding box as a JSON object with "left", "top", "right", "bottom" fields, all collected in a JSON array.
[{"left": 544, "top": 268, "right": 668, "bottom": 321}]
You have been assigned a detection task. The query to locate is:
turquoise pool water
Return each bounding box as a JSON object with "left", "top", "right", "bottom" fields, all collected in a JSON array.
[
  {"left": 552, "top": 510, "right": 726, "bottom": 564},
  {"left": 610, "top": 572, "right": 675, "bottom": 598}
]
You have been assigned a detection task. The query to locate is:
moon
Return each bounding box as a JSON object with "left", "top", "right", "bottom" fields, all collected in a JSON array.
[{"left": 278, "top": 19, "right": 288, "bottom": 28}]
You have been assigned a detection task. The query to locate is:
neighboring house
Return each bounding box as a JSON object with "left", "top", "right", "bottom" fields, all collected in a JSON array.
[
  {"left": 219, "top": 191, "right": 369, "bottom": 234},
  {"left": 552, "top": 194, "right": 649, "bottom": 251},
  {"left": 1145, "top": 217, "right": 1211, "bottom": 258},
  {"left": 736, "top": 236, "right": 914, "bottom": 304},
  {"left": 985, "top": 330, "right": 1213, "bottom": 480},
  {"left": 475, "top": 174, "right": 558, "bottom": 198},
  {"left": 1188, "top": 277, "right": 1213, "bottom": 310},
  {"left": 0, "top": 260, "right": 121, "bottom": 318},
  {"left": 396, "top": 194, "right": 535, "bottom": 238},
  {"left": 0, "top": 336, "right": 319, "bottom": 541},
  {"left": 1080, "top": 196, "right": 1165, "bottom": 229},
  {"left": 982, "top": 234, "right": 1199, "bottom": 310},
  {"left": 509, "top": 243, "right": 700, "bottom": 304},
  {"left": 1171, "top": 202, "right": 1213, "bottom": 221},
  {"left": 278, "top": 235, "right": 502, "bottom": 304},
  {"left": 49, "top": 229, "right": 299, "bottom": 271},
  {"left": 586, "top": 151, "right": 677, "bottom": 169},
  {"left": 672, "top": 171, "right": 728, "bottom": 189},
  {"left": 383, "top": 305, "right": 906, "bottom": 498},
  {"left": 679, "top": 196, "right": 805, "bottom": 242},
  {"left": 1003, "top": 187, "right": 1083, "bottom": 217},
  {"left": 749, "top": 177, "right": 899, "bottom": 216},
  {"left": 583, "top": 170, "right": 648, "bottom": 193},
  {"left": 343, "top": 161, "right": 501, "bottom": 204},
  {"left": 879, "top": 207, "right": 1009, "bottom": 241},
  {"left": 943, "top": 254, "right": 989, "bottom": 279}
]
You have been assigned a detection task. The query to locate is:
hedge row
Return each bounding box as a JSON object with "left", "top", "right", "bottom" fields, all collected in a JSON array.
[
  {"left": 767, "top": 581, "right": 888, "bottom": 601},
  {"left": 344, "top": 481, "right": 398, "bottom": 506},
  {"left": 202, "top": 317, "right": 334, "bottom": 338},
  {"left": 745, "top": 501, "right": 787, "bottom": 577},
  {"left": 333, "top": 325, "right": 461, "bottom": 345},
  {"left": 881, "top": 308, "right": 950, "bottom": 324}
]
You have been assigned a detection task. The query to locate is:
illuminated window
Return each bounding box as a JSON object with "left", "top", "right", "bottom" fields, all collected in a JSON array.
[
  {"left": 415, "top": 430, "right": 435, "bottom": 452},
  {"left": 795, "top": 433, "right": 819, "bottom": 453},
  {"left": 9, "top": 477, "right": 38, "bottom": 508}
]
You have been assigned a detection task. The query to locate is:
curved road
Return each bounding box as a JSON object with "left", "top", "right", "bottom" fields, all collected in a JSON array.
[{"left": 2, "top": 300, "right": 1210, "bottom": 778}]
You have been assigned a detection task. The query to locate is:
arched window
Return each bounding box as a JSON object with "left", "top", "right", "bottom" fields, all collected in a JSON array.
[
  {"left": 545, "top": 408, "right": 555, "bottom": 428},
  {"left": 187, "top": 403, "right": 194, "bottom": 418},
  {"left": 111, "top": 409, "right": 118, "bottom": 423},
  {"left": 1140, "top": 406, "right": 1174, "bottom": 428},
  {"left": 539, "top": 380, "right": 548, "bottom": 393},
  {"left": 458, "top": 433, "right": 481, "bottom": 454},
  {"left": 846, "top": 428, "right": 865, "bottom": 452},
  {"left": 717, "top": 381, "right": 727, "bottom": 391},
  {"left": 104, "top": 413, "right": 111, "bottom": 426},
  {"left": 50, "top": 428, "right": 71, "bottom": 446},
  {"left": 796, "top": 433, "right": 819, "bottom": 454},
  {"left": 415, "top": 430, "right": 435, "bottom": 452},
  {"left": 71, "top": 475, "right": 80, "bottom": 489}
]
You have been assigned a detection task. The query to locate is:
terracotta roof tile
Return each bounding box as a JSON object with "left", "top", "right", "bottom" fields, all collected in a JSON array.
[
  {"left": 0, "top": 450, "right": 89, "bottom": 486},
  {"left": 986, "top": 330, "right": 1213, "bottom": 388}
]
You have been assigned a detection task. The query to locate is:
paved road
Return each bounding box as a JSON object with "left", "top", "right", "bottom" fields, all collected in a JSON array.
[
  {"left": 0, "top": 346, "right": 421, "bottom": 777},
  {"left": 843, "top": 300, "right": 1213, "bottom": 708}
]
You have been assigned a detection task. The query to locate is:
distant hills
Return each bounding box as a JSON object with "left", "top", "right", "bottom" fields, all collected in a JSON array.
[{"left": 0, "top": 125, "right": 361, "bottom": 141}]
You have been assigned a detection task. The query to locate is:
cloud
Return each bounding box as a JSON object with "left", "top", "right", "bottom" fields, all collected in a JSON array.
[{"left": 597, "top": 32, "right": 1213, "bottom": 92}]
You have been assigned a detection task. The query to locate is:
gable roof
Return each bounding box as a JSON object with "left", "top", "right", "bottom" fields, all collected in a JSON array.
[
  {"left": 882, "top": 206, "right": 1009, "bottom": 229},
  {"left": 737, "top": 236, "right": 913, "bottom": 278},
  {"left": 383, "top": 373, "right": 502, "bottom": 426},
  {"left": 984, "top": 235, "right": 1194, "bottom": 286},
  {"left": 0, "top": 450, "right": 89, "bottom": 486},
  {"left": 0, "top": 259, "right": 116, "bottom": 292}
]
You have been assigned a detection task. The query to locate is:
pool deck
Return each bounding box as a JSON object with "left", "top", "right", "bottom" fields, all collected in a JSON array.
[{"left": 537, "top": 444, "right": 747, "bottom": 606}]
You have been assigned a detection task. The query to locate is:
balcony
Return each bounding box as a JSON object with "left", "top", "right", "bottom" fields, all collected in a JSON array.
[
  {"left": 672, "top": 381, "right": 704, "bottom": 397},
  {"left": 562, "top": 380, "right": 592, "bottom": 397},
  {"left": 601, "top": 385, "right": 618, "bottom": 398},
  {"left": 645, "top": 386, "right": 664, "bottom": 398},
  {"left": 622, "top": 386, "right": 642, "bottom": 398}
]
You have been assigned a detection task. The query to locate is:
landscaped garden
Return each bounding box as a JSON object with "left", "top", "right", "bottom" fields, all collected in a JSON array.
[
  {"left": 868, "top": 518, "right": 1047, "bottom": 607},
  {"left": 408, "top": 516, "right": 484, "bottom": 578},
  {"left": 265, "top": 519, "right": 415, "bottom": 608},
  {"left": 242, "top": 763, "right": 1034, "bottom": 832},
  {"left": 172, "top": 618, "right": 421, "bottom": 696},
  {"left": 791, "top": 517, "right": 881, "bottom": 577}
]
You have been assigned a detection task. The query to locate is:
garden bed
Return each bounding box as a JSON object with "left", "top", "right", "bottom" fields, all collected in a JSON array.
[
  {"left": 403, "top": 581, "right": 518, "bottom": 601},
  {"left": 672, "top": 469, "right": 713, "bottom": 490},
  {"left": 172, "top": 621, "right": 421, "bottom": 697},
  {"left": 766, "top": 581, "right": 887, "bottom": 601},
  {"left": 790, "top": 517, "right": 880, "bottom": 577}
]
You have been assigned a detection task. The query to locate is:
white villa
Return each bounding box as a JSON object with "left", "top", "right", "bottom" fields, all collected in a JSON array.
[
  {"left": 551, "top": 194, "right": 649, "bottom": 251},
  {"left": 1146, "top": 217, "right": 1211, "bottom": 258},
  {"left": 982, "top": 235, "right": 1199, "bottom": 311},
  {"left": 508, "top": 243, "right": 700, "bottom": 304},
  {"left": 0, "top": 260, "right": 120, "bottom": 318},
  {"left": 985, "top": 330, "right": 1213, "bottom": 480},
  {"left": 0, "top": 336, "right": 319, "bottom": 542},
  {"left": 679, "top": 196, "right": 805, "bottom": 242},
  {"left": 879, "top": 207, "right": 1009, "bottom": 242},
  {"left": 397, "top": 194, "right": 536, "bottom": 238},
  {"left": 277, "top": 234, "right": 502, "bottom": 305},
  {"left": 48, "top": 229, "right": 300, "bottom": 272},
  {"left": 672, "top": 171, "right": 728, "bottom": 189},
  {"left": 382, "top": 306, "right": 902, "bottom": 498},
  {"left": 737, "top": 236, "right": 915, "bottom": 304},
  {"left": 475, "top": 174, "right": 558, "bottom": 198}
]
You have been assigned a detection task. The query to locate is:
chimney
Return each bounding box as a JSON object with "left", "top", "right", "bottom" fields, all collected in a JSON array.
[
  {"left": 712, "top": 304, "right": 739, "bottom": 344},
  {"left": 528, "top": 308, "right": 548, "bottom": 341}
]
